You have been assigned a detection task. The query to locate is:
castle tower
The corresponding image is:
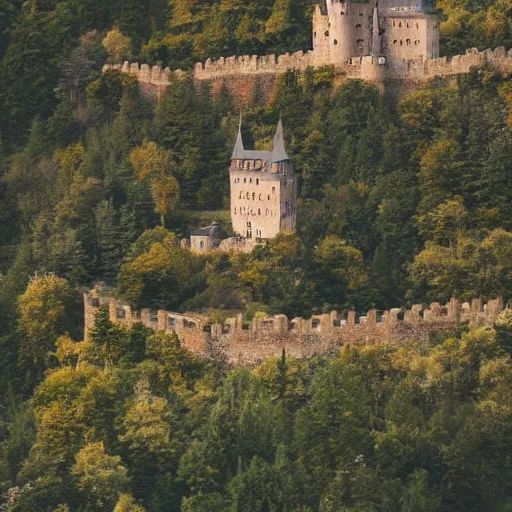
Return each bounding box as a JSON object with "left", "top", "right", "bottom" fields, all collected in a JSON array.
[
  {"left": 313, "top": 0, "right": 376, "bottom": 65},
  {"left": 312, "top": 0, "right": 440, "bottom": 65},
  {"left": 230, "top": 119, "right": 297, "bottom": 240}
]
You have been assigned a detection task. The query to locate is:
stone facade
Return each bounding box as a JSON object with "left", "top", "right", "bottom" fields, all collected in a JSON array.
[
  {"left": 84, "top": 289, "right": 508, "bottom": 366},
  {"left": 102, "top": 0, "right": 511, "bottom": 97},
  {"left": 229, "top": 119, "right": 297, "bottom": 240}
]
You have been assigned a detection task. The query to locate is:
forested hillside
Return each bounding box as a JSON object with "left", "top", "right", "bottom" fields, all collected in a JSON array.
[
  {"left": 2, "top": 304, "right": 512, "bottom": 511},
  {"left": 1, "top": 0, "right": 512, "bottom": 510}
]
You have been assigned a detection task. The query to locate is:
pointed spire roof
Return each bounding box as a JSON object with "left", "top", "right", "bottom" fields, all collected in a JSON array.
[
  {"left": 371, "top": 5, "right": 381, "bottom": 57},
  {"left": 231, "top": 112, "right": 246, "bottom": 159},
  {"left": 272, "top": 118, "right": 289, "bottom": 162}
]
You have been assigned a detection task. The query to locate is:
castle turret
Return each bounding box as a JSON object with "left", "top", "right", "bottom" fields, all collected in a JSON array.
[{"left": 229, "top": 120, "right": 296, "bottom": 240}]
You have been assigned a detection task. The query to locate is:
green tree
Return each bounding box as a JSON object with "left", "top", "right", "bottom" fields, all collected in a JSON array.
[{"left": 72, "top": 441, "right": 130, "bottom": 511}]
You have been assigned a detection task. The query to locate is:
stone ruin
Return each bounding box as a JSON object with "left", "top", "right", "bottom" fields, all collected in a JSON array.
[{"left": 84, "top": 289, "right": 508, "bottom": 366}]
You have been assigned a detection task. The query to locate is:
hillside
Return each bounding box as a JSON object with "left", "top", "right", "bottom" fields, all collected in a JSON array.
[{"left": 0, "top": 0, "right": 512, "bottom": 510}]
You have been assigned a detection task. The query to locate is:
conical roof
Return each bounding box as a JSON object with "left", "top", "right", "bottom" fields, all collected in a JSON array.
[
  {"left": 231, "top": 114, "right": 246, "bottom": 159},
  {"left": 272, "top": 118, "right": 289, "bottom": 162}
]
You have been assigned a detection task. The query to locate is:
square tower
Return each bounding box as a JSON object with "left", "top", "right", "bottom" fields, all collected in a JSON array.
[{"left": 230, "top": 120, "right": 297, "bottom": 240}]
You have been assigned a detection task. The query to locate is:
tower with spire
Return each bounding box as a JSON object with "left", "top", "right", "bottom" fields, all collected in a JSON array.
[{"left": 230, "top": 119, "right": 297, "bottom": 241}]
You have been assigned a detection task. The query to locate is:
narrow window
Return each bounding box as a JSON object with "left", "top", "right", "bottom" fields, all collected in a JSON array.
[
  {"left": 356, "top": 24, "right": 362, "bottom": 28},
  {"left": 200, "top": 241, "right": 204, "bottom": 249},
  {"left": 399, "top": 22, "right": 402, "bottom": 27},
  {"left": 252, "top": 193, "right": 256, "bottom": 200},
  {"left": 268, "top": 195, "right": 271, "bottom": 200},
  {"left": 256, "top": 178, "right": 259, "bottom": 185},
  {"left": 244, "top": 178, "right": 246, "bottom": 184},
  {"left": 272, "top": 187, "right": 275, "bottom": 194},
  {"left": 324, "top": 30, "right": 329, "bottom": 37},
  {"left": 334, "top": 39, "right": 338, "bottom": 45},
  {"left": 406, "top": 39, "right": 411, "bottom": 45},
  {"left": 258, "top": 208, "right": 261, "bottom": 215}
]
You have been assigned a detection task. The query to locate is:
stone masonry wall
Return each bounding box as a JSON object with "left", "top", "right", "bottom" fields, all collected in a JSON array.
[
  {"left": 103, "top": 46, "right": 512, "bottom": 103},
  {"left": 84, "top": 289, "right": 508, "bottom": 366}
]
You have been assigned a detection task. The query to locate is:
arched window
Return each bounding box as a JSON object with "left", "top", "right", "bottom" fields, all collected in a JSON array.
[
  {"left": 252, "top": 193, "right": 256, "bottom": 200},
  {"left": 272, "top": 187, "right": 275, "bottom": 194},
  {"left": 406, "top": 39, "right": 411, "bottom": 45},
  {"left": 334, "top": 39, "right": 338, "bottom": 45},
  {"left": 234, "top": 207, "right": 237, "bottom": 214},
  {"left": 239, "top": 192, "right": 243, "bottom": 199}
]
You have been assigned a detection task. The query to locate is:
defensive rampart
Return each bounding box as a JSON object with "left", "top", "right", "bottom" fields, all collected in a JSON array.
[
  {"left": 84, "top": 289, "right": 508, "bottom": 366},
  {"left": 103, "top": 47, "right": 512, "bottom": 102}
]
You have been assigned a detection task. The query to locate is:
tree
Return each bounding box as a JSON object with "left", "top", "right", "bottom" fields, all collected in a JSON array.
[
  {"left": 72, "top": 441, "right": 130, "bottom": 510},
  {"left": 114, "top": 494, "right": 147, "bottom": 512},
  {"left": 17, "top": 274, "right": 79, "bottom": 380},
  {"left": 102, "top": 27, "right": 132, "bottom": 64},
  {"left": 130, "top": 141, "right": 180, "bottom": 227}
]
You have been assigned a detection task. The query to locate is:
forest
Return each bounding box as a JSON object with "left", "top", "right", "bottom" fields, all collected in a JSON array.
[
  {"left": 1, "top": 296, "right": 512, "bottom": 511},
  {"left": 1, "top": 0, "right": 512, "bottom": 510}
]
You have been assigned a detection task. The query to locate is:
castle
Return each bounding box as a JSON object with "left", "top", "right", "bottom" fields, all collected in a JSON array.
[
  {"left": 185, "top": 119, "right": 297, "bottom": 253},
  {"left": 103, "top": 0, "right": 512, "bottom": 101},
  {"left": 230, "top": 119, "right": 297, "bottom": 240}
]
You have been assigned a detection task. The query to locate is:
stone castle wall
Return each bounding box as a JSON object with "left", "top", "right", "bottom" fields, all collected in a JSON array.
[
  {"left": 84, "top": 290, "right": 507, "bottom": 366},
  {"left": 103, "top": 46, "right": 512, "bottom": 103}
]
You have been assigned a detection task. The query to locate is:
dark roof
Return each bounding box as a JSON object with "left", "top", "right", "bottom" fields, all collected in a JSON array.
[
  {"left": 190, "top": 222, "right": 225, "bottom": 239},
  {"left": 231, "top": 118, "right": 290, "bottom": 164}
]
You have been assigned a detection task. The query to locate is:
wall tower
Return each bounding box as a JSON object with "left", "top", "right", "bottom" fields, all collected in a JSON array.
[{"left": 230, "top": 120, "right": 297, "bottom": 240}]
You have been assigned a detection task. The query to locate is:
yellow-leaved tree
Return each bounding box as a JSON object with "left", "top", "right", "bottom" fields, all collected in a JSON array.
[
  {"left": 130, "top": 141, "right": 180, "bottom": 227},
  {"left": 102, "top": 27, "right": 132, "bottom": 63}
]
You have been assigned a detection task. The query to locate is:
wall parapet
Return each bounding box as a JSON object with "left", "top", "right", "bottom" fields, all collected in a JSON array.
[
  {"left": 103, "top": 46, "right": 512, "bottom": 92},
  {"left": 84, "top": 289, "right": 509, "bottom": 365}
]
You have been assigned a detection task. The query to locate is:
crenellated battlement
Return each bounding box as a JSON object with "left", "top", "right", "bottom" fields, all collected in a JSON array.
[
  {"left": 84, "top": 289, "right": 509, "bottom": 366},
  {"left": 103, "top": 46, "right": 512, "bottom": 98}
]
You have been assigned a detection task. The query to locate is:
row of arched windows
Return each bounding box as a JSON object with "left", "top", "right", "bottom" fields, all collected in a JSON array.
[
  {"left": 234, "top": 177, "right": 260, "bottom": 185},
  {"left": 393, "top": 39, "right": 420, "bottom": 46},
  {"left": 238, "top": 191, "right": 275, "bottom": 201},
  {"left": 392, "top": 21, "right": 419, "bottom": 29},
  {"left": 234, "top": 207, "right": 275, "bottom": 216}
]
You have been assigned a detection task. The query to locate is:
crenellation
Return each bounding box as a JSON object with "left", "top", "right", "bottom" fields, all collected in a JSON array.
[
  {"left": 102, "top": 0, "right": 511, "bottom": 95},
  {"left": 84, "top": 290, "right": 509, "bottom": 365}
]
